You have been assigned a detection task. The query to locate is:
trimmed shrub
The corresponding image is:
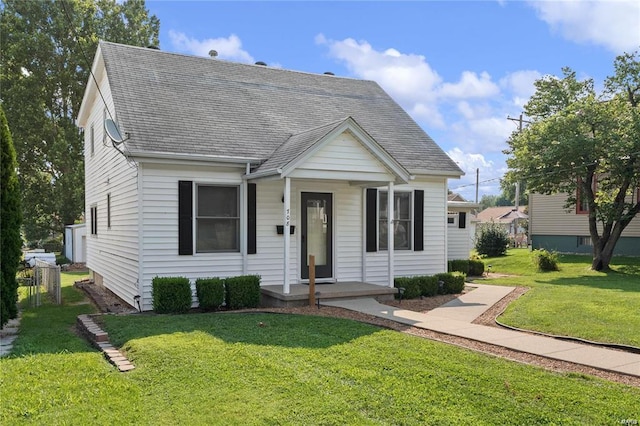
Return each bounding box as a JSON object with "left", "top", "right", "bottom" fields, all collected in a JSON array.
[
  {"left": 195, "top": 277, "right": 225, "bottom": 311},
  {"left": 434, "top": 272, "right": 466, "bottom": 294},
  {"left": 417, "top": 275, "right": 439, "bottom": 297},
  {"left": 475, "top": 222, "right": 509, "bottom": 257},
  {"left": 152, "top": 276, "right": 192, "bottom": 314},
  {"left": 225, "top": 275, "right": 260, "bottom": 309},
  {"left": 468, "top": 259, "right": 485, "bottom": 276},
  {"left": 56, "top": 254, "right": 71, "bottom": 265},
  {"left": 394, "top": 277, "right": 421, "bottom": 299},
  {"left": 448, "top": 259, "right": 469, "bottom": 274},
  {"left": 532, "top": 249, "right": 559, "bottom": 272}
]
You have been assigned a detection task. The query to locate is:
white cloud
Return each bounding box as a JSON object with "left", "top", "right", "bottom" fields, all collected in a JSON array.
[
  {"left": 316, "top": 34, "right": 445, "bottom": 127},
  {"left": 440, "top": 71, "right": 500, "bottom": 99},
  {"left": 168, "top": 30, "right": 254, "bottom": 63},
  {"left": 447, "top": 148, "right": 505, "bottom": 199},
  {"left": 500, "top": 70, "right": 542, "bottom": 107},
  {"left": 528, "top": 0, "right": 640, "bottom": 53}
]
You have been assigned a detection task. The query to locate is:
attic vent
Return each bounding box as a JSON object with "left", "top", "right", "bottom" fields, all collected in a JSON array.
[
  {"left": 255, "top": 61, "right": 267, "bottom": 66},
  {"left": 209, "top": 50, "right": 218, "bottom": 58},
  {"left": 324, "top": 71, "right": 335, "bottom": 76},
  {"left": 147, "top": 45, "right": 159, "bottom": 50}
]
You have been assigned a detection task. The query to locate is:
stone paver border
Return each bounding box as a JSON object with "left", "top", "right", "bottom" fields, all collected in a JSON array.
[{"left": 77, "top": 314, "right": 135, "bottom": 372}]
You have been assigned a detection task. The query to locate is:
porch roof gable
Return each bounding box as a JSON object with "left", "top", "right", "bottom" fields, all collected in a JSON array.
[{"left": 247, "top": 117, "right": 412, "bottom": 183}]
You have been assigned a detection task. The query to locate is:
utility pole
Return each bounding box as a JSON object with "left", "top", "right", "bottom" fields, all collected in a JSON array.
[
  {"left": 475, "top": 168, "right": 479, "bottom": 203},
  {"left": 507, "top": 114, "right": 531, "bottom": 131}
]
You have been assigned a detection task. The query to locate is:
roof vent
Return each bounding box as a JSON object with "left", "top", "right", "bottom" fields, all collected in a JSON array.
[
  {"left": 208, "top": 50, "right": 218, "bottom": 58},
  {"left": 147, "top": 45, "right": 160, "bottom": 50},
  {"left": 255, "top": 61, "right": 267, "bottom": 66},
  {"left": 324, "top": 71, "right": 335, "bottom": 76}
]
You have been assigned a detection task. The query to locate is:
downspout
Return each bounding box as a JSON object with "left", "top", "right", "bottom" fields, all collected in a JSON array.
[{"left": 388, "top": 181, "right": 394, "bottom": 288}]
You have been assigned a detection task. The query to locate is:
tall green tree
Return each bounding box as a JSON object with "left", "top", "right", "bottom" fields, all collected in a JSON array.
[
  {"left": 505, "top": 51, "right": 640, "bottom": 271},
  {"left": 1, "top": 105, "right": 22, "bottom": 327},
  {"left": 0, "top": 0, "right": 159, "bottom": 243}
]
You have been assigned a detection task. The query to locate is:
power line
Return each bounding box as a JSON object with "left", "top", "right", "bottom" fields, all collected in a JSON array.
[{"left": 59, "top": 0, "right": 137, "bottom": 169}]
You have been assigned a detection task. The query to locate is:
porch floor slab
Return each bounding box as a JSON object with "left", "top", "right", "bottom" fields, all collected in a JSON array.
[{"left": 260, "top": 282, "right": 397, "bottom": 307}]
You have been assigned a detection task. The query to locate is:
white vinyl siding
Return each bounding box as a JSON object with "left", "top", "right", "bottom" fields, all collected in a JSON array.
[
  {"left": 83, "top": 71, "right": 140, "bottom": 308},
  {"left": 139, "top": 164, "right": 245, "bottom": 309},
  {"left": 530, "top": 193, "right": 640, "bottom": 237},
  {"left": 447, "top": 209, "right": 474, "bottom": 260},
  {"left": 289, "top": 132, "right": 396, "bottom": 182},
  {"left": 366, "top": 178, "right": 448, "bottom": 285}
]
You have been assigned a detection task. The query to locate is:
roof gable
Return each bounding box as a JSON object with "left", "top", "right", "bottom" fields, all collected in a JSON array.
[
  {"left": 93, "top": 41, "right": 463, "bottom": 177},
  {"left": 251, "top": 117, "right": 410, "bottom": 183}
]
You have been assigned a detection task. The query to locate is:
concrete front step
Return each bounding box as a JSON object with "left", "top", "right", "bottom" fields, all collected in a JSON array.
[{"left": 260, "top": 282, "right": 398, "bottom": 308}]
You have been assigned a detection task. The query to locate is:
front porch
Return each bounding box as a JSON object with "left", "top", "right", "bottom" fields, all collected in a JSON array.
[{"left": 260, "top": 282, "right": 398, "bottom": 308}]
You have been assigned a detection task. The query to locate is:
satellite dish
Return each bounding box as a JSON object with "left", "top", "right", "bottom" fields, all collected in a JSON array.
[{"left": 104, "top": 118, "right": 127, "bottom": 145}]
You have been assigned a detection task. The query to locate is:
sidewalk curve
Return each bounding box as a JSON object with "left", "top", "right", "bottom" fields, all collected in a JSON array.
[{"left": 321, "top": 284, "right": 640, "bottom": 378}]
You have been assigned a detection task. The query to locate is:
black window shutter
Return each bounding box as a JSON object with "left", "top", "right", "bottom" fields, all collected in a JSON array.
[
  {"left": 413, "top": 190, "right": 424, "bottom": 251},
  {"left": 247, "top": 183, "right": 257, "bottom": 254},
  {"left": 458, "top": 211, "right": 467, "bottom": 229},
  {"left": 178, "top": 180, "right": 193, "bottom": 255},
  {"left": 366, "top": 188, "right": 378, "bottom": 252}
]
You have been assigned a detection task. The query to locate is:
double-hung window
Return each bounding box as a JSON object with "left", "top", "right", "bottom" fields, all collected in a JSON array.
[
  {"left": 379, "top": 191, "right": 411, "bottom": 250},
  {"left": 196, "top": 185, "right": 239, "bottom": 252}
]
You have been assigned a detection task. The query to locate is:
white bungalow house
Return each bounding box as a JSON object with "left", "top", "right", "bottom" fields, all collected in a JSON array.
[{"left": 77, "top": 42, "right": 463, "bottom": 311}]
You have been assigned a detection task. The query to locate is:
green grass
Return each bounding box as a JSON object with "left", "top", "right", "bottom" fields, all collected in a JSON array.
[
  {"left": 481, "top": 249, "right": 640, "bottom": 347},
  {"left": 1, "top": 271, "right": 639, "bottom": 424}
]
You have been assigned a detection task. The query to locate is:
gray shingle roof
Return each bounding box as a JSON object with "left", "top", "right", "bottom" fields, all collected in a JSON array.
[{"left": 100, "top": 41, "right": 462, "bottom": 175}]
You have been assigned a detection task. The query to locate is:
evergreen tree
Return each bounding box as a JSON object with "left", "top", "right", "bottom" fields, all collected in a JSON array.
[{"left": 1, "top": 105, "right": 22, "bottom": 327}]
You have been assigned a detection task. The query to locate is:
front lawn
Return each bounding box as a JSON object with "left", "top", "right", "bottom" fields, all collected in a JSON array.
[
  {"left": 2, "top": 273, "right": 640, "bottom": 424},
  {"left": 482, "top": 249, "right": 640, "bottom": 347}
]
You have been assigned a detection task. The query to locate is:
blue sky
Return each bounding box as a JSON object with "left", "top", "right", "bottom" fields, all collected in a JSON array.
[{"left": 145, "top": 0, "right": 640, "bottom": 201}]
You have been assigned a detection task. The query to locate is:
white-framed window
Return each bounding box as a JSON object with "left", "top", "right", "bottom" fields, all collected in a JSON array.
[
  {"left": 90, "top": 124, "right": 95, "bottom": 156},
  {"left": 379, "top": 191, "right": 411, "bottom": 250},
  {"left": 107, "top": 193, "right": 111, "bottom": 229},
  {"left": 196, "top": 185, "right": 240, "bottom": 252},
  {"left": 90, "top": 205, "right": 98, "bottom": 235},
  {"left": 577, "top": 236, "right": 592, "bottom": 246},
  {"left": 447, "top": 212, "right": 456, "bottom": 225}
]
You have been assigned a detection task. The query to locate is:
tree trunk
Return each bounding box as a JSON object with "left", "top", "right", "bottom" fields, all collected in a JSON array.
[{"left": 590, "top": 221, "right": 627, "bottom": 271}]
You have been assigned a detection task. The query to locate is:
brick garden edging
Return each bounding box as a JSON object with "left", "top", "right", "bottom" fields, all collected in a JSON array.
[{"left": 77, "top": 314, "right": 134, "bottom": 372}]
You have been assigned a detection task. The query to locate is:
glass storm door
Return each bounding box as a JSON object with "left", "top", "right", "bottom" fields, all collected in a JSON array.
[{"left": 301, "top": 192, "right": 333, "bottom": 280}]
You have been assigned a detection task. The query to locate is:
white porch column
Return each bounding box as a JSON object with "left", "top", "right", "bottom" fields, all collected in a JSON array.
[
  {"left": 387, "top": 181, "right": 394, "bottom": 288},
  {"left": 283, "top": 177, "right": 291, "bottom": 294}
]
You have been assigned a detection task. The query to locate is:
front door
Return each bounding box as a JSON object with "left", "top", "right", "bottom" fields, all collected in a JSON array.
[{"left": 301, "top": 192, "right": 333, "bottom": 280}]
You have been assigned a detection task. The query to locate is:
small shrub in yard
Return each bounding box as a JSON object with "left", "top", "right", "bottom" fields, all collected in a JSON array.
[
  {"left": 533, "top": 249, "right": 559, "bottom": 272},
  {"left": 475, "top": 222, "right": 509, "bottom": 257},
  {"left": 468, "top": 259, "right": 485, "bottom": 276},
  {"left": 152, "top": 276, "right": 192, "bottom": 314},
  {"left": 448, "top": 259, "right": 469, "bottom": 274},
  {"left": 195, "top": 277, "right": 225, "bottom": 311},
  {"left": 225, "top": 275, "right": 260, "bottom": 309},
  {"left": 394, "top": 277, "right": 420, "bottom": 299},
  {"left": 434, "top": 272, "right": 466, "bottom": 294},
  {"left": 417, "top": 275, "right": 439, "bottom": 297}
]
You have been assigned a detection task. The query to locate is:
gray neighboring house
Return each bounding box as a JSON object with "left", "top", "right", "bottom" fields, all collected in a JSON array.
[{"left": 77, "top": 41, "right": 463, "bottom": 311}]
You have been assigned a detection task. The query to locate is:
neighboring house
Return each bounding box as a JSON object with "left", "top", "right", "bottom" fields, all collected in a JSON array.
[
  {"left": 447, "top": 193, "right": 479, "bottom": 259},
  {"left": 476, "top": 205, "right": 528, "bottom": 247},
  {"left": 529, "top": 192, "right": 640, "bottom": 255},
  {"left": 77, "top": 41, "right": 463, "bottom": 311}
]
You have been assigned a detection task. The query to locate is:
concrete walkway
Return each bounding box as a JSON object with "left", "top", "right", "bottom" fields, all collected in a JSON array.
[{"left": 322, "top": 284, "right": 640, "bottom": 378}]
